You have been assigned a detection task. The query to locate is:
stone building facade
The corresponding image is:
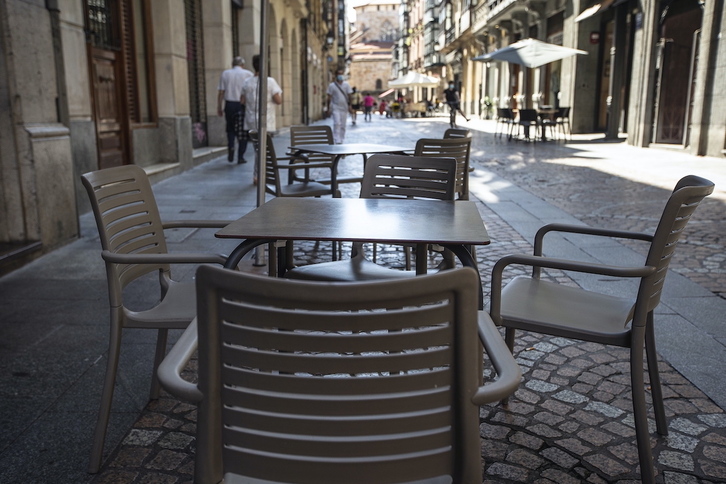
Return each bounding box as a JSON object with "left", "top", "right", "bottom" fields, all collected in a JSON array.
[
  {"left": 0, "top": 0, "right": 345, "bottom": 274},
  {"left": 403, "top": 0, "right": 725, "bottom": 157},
  {"left": 348, "top": 0, "right": 398, "bottom": 94}
]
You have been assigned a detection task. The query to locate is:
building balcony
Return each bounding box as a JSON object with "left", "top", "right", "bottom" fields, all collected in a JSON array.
[
  {"left": 471, "top": 1, "right": 489, "bottom": 33},
  {"left": 486, "top": 0, "right": 518, "bottom": 23}
]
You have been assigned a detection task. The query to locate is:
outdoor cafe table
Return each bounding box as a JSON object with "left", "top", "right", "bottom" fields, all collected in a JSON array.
[
  {"left": 288, "top": 142, "right": 411, "bottom": 193},
  {"left": 216, "top": 197, "right": 490, "bottom": 307},
  {"left": 156, "top": 197, "right": 491, "bottom": 403}
]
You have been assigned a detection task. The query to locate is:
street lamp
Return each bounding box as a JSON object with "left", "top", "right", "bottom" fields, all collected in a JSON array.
[{"left": 325, "top": 31, "right": 335, "bottom": 50}]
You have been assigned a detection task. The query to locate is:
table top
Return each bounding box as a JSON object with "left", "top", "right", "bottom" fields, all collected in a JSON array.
[
  {"left": 216, "top": 197, "right": 490, "bottom": 246},
  {"left": 289, "top": 143, "right": 411, "bottom": 156}
]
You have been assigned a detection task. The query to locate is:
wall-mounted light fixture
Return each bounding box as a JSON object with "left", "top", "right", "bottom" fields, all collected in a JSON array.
[{"left": 325, "top": 31, "right": 335, "bottom": 49}]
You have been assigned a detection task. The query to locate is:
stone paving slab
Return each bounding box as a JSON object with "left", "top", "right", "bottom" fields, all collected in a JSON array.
[{"left": 90, "top": 116, "right": 726, "bottom": 483}]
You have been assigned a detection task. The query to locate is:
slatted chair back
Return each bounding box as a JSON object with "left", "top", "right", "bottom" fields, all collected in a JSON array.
[
  {"left": 443, "top": 127, "right": 472, "bottom": 139},
  {"left": 641, "top": 175, "right": 715, "bottom": 314},
  {"left": 195, "top": 266, "right": 484, "bottom": 484},
  {"left": 361, "top": 154, "right": 457, "bottom": 201},
  {"left": 290, "top": 125, "right": 336, "bottom": 182},
  {"left": 82, "top": 165, "right": 170, "bottom": 299},
  {"left": 413, "top": 137, "right": 472, "bottom": 200}
]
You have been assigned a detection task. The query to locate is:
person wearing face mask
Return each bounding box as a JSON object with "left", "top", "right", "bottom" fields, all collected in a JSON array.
[
  {"left": 443, "top": 82, "right": 470, "bottom": 124},
  {"left": 326, "top": 70, "right": 353, "bottom": 144}
]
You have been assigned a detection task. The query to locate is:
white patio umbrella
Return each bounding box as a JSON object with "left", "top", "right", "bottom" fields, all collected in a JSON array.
[
  {"left": 388, "top": 72, "right": 441, "bottom": 89},
  {"left": 472, "top": 38, "right": 587, "bottom": 68}
]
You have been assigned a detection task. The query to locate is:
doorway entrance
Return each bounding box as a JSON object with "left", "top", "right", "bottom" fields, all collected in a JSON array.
[
  {"left": 652, "top": 0, "right": 702, "bottom": 145},
  {"left": 86, "top": 1, "right": 128, "bottom": 169}
]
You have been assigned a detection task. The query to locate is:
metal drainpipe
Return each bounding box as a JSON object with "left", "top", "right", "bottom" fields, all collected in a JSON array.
[{"left": 254, "top": 0, "right": 270, "bottom": 266}]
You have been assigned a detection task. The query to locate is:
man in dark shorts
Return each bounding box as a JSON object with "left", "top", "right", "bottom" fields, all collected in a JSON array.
[{"left": 443, "top": 82, "right": 470, "bottom": 121}]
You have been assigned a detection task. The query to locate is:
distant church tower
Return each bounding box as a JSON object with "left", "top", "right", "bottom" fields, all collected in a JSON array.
[{"left": 348, "top": 1, "right": 399, "bottom": 95}]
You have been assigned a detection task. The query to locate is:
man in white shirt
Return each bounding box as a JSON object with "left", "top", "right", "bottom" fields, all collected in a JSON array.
[
  {"left": 326, "top": 69, "right": 352, "bottom": 144},
  {"left": 217, "top": 57, "right": 253, "bottom": 163}
]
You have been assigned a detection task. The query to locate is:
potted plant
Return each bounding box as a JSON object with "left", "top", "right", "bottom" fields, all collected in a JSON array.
[{"left": 482, "top": 96, "right": 494, "bottom": 119}]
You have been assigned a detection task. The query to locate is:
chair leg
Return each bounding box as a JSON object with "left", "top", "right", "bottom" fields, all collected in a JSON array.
[
  {"left": 500, "top": 327, "right": 517, "bottom": 406},
  {"left": 630, "top": 329, "right": 657, "bottom": 484},
  {"left": 149, "top": 328, "right": 169, "bottom": 400},
  {"left": 645, "top": 312, "right": 668, "bottom": 435},
  {"left": 88, "top": 318, "right": 123, "bottom": 473}
]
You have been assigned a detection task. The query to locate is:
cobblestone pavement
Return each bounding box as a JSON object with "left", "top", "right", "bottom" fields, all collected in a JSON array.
[
  {"left": 92, "top": 115, "right": 726, "bottom": 483},
  {"left": 470, "top": 139, "right": 726, "bottom": 299}
]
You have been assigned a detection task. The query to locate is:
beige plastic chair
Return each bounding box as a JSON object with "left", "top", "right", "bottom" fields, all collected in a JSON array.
[
  {"left": 443, "top": 127, "right": 472, "bottom": 139},
  {"left": 284, "top": 154, "right": 457, "bottom": 282},
  {"left": 249, "top": 130, "right": 339, "bottom": 198},
  {"left": 80, "top": 165, "right": 229, "bottom": 473},
  {"left": 413, "top": 137, "right": 472, "bottom": 200},
  {"left": 194, "top": 265, "right": 521, "bottom": 484},
  {"left": 288, "top": 125, "right": 335, "bottom": 183},
  {"left": 488, "top": 175, "right": 714, "bottom": 484}
]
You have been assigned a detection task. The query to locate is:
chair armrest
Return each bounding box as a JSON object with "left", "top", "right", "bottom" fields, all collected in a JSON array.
[
  {"left": 494, "top": 254, "right": 656, "bottom": 279},
  {"left": 102, "top": 250, "right": 227, "bottom": 265},
  {"left": 489, "top": 253, "right": 656, "bottom": 325},
  {"left": 162, "top": 220, "right": 231, "bottom": 230},
  {"left": 472, "top": 312, "right": 522, "bottom": 404},
  {"left": 534, "top": 223, "right": 652, "bottom": 256},
  {"left": 278, "top": 153, "right": 309, "bottom": 164},
  {"left": 157, "top": 319, "right": 203, "bottom": 403},
  {"left": 276, "top": 161, "right": 334, "bottom": 170}
]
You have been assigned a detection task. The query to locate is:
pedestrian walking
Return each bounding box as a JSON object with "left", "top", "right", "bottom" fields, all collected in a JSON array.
[
  {"left": 363, "top": 92, "right": 375, "bottom": 122},
  {"left": 349, "top": 87, "right": 362, "bottom": 125},
  {"left": 443, "top": 82, "right": 470, "bottom": 126},
  {"left": 241, "top": 55, "right": 283, "bottom": 184},
  {"left": 326, "top": 70, "right": 353, "bottom": 144},
  {"left": 217, "top": 56, "right": 253, "bottom": 163},
  {"left": 379, "top": 99, "right": 388, "bottom": 116}
]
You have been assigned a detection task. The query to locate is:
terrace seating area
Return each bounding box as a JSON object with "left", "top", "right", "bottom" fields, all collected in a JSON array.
[{"left": 1, "top": 116, "right": 724, "bottom": 484}]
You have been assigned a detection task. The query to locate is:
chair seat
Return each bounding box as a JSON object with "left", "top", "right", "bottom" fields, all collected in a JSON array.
[
  {"left": 286, "top": 256, "right": 418, "bottom": 281},
  {"left": 279, "top": 181, "right": 334, "bottom": 197},
  {"left": 125, "top": 280, "right": 196, "bottom": 328},
  {"left": 500, "top": 276, "right": 635, "bottom": 346}
]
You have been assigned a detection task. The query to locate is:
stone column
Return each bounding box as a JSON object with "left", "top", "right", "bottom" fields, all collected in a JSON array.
[
  {"left": 203, "top": 0, "right": 233, "bottom": 147},
  {"left": 151, "top": 0, "right": 192, "bottom": 168},
  {"left": 59, "top": 1, "right": 96, "bottom": 215},
  {"left": 687, "top": 0, "right": 725, "bottom": 157},
  {"left": 626, "top": 0, "right": 659, "bottom": 148},
  {"left": 0, "top": 0, "right": 77, "bottom": 256}
]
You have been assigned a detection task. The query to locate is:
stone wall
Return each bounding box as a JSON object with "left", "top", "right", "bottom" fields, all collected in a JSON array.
[
  {"left": 0, "top": 0, "right": 77, "bottom": 256},
  {"left": 349, "top": 59, "right": 392, "bottom": 94}
]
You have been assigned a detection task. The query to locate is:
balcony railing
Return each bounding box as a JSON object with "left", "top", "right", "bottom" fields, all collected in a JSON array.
[
  {"left": 486, "top": 0, "right": 516, "bottom": 21},
  {"left": 445, "top": 27, "right": 455, "bottom": 44},
  {"left": 471, "top": 1, "right": 488, "bottom": 32}
]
